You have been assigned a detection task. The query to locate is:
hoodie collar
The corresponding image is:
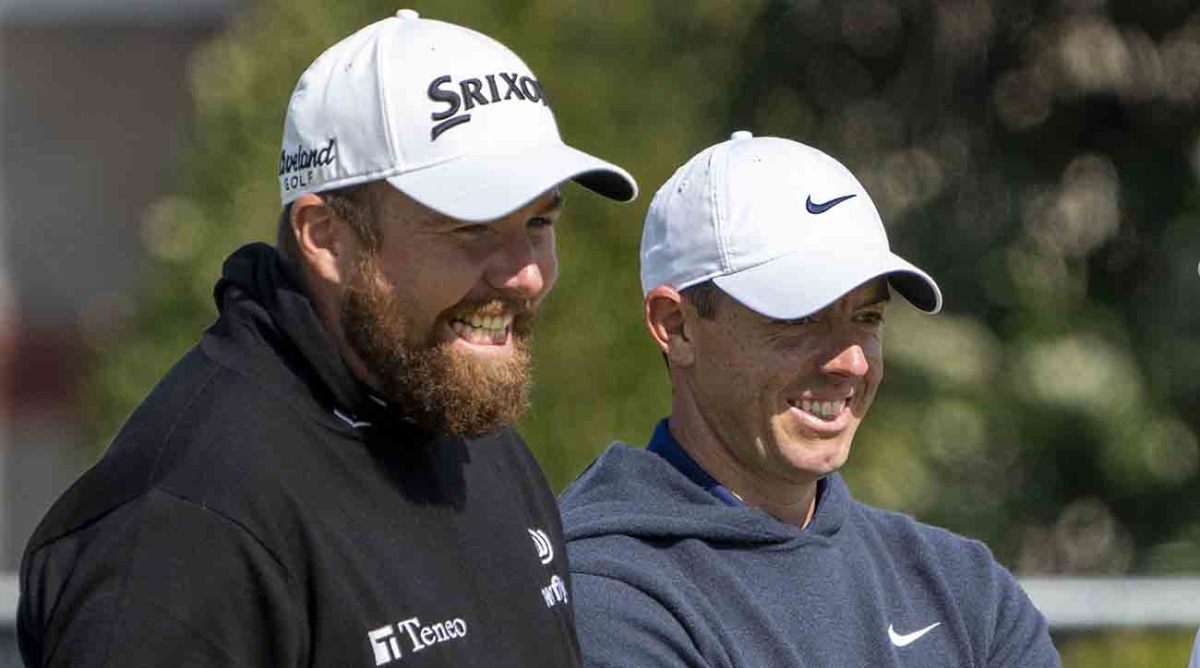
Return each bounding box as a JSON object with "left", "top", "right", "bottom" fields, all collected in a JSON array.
[
  {"left": 645, "top": 418, "right": 832, "bottom": 532},
  {"left": 210, "top": 243, "right": 422, "bottom": 435},
  {"left": 561, "top": 442, "right": 848, "bottom": 546}
]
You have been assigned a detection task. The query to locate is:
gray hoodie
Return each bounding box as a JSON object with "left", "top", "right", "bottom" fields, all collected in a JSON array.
[{"left": 560, "top": 433, "right": 1060, "bottom": 667}]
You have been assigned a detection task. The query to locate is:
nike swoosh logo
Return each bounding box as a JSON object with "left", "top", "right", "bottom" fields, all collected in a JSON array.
[
  {"left": 805, "top": 193, "right": 856, "bottom": 214},
  {"left": 888, "top": 622, "right": 941, "bottom": 647}
]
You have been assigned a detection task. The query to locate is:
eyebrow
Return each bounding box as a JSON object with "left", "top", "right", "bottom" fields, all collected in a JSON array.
[
  {"left": 426, "top": 192, "right": 565, "bottom": 229},
  {"left": 539, "top": 191, "right": 565, "bottom": 216},
  {"left": 858, "top": 292, "right": 891, "bottom": 308}
]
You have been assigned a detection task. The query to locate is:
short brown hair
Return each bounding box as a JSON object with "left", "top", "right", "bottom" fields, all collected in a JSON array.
[
  {"left": 276, "top": 183, "right": 382, "bottom": 262},
  {"left": 680, "top": 280, "right": 723, "bottom": 319}
]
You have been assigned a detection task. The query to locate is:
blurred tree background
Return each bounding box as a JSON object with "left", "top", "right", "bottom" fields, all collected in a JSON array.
[{"left": 84, "top": 0, "right": 1199, "bottom": 663}]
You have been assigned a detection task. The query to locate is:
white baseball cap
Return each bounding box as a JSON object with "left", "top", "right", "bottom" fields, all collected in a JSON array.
[
  {"left": 640, "top": 131, "right": 941, "bottom": 318},
  {"left": 279, "top": 9, "right": 637, "bottom": 220}
]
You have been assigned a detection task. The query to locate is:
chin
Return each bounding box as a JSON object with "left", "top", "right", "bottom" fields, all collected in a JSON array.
[{"left": 781, "top": 437, "right": 853, "bottom": 478}]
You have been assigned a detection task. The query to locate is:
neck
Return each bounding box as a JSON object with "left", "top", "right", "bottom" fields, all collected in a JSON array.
[
  {"left": 668, "top": 395, "right": 820, "bottom": 529},
  {"left": 297, "top": 257, "right": 383, "bottom": 393}
]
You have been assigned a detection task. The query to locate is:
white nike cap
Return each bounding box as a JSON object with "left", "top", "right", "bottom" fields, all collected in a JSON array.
[
  {"left": 279, "top": 8, "right": 637, "bottom": 220},
  {"left": 640, "top": 131, "right": 942, "bottom": 318}
]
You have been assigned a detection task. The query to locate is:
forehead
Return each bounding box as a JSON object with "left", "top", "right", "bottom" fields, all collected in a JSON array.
[{"left": 841, "top": 277, "right": 890, "bottom": 305}]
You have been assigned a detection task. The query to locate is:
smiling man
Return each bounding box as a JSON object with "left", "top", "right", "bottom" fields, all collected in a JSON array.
[
  {"left": 559, "top": 132, "right": 1059, "bottom": 667},
  {"left": 18, "top": 10, "right": 635, "bottom": 667}
]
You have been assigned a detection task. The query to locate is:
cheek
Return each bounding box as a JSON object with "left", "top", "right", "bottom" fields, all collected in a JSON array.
[
  {"left": 377, "top": 253, "right": 476, "bottom": 316},
  {"left": 540, "top": 250, "right": 559, "bottom": 294},
  {"left": 535, "top": 233, "right": 559, "bottom": 295},
  {"left": 863, "top": 335, "right": 885, "bottom": 391}
]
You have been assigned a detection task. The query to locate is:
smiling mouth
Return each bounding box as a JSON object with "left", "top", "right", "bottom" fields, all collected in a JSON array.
[
  {"left": 787, "top": 397, "right": 850, "bottom": 421},
  {"left": 449, "top": 313, "right": 513, "bottom": 345}
]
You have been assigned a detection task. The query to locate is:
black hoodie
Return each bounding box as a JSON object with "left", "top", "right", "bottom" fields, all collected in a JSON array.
[{"left": 18, "top": 243, "right": 579, "bottom": 667}]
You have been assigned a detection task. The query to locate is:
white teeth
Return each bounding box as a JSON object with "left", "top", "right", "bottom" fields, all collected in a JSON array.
[
  {"left": 794, "top": 398, "right": 846, "bottom": 420},
  {"left": 452, "top": 312, "right": 513, "bottom": 343}
]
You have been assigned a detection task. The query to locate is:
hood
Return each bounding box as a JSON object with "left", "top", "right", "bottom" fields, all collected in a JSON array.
[
  {"left": 209, "top": 242, "right": 391, "bottom": 427},
  {"left": 560, "top": 444, "right": 849, "bottom": 548}
]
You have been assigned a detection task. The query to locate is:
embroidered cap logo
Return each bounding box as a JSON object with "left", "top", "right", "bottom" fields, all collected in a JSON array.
[{"left": 427, "top": 72, "right": 551, "bottom": 141}]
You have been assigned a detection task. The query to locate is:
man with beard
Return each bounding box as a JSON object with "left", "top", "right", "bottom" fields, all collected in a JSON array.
[
  {"left": 18, "top": 10, "right": 635, "bottom": 667},
  {"left": 560, "top": 132, "right": 1057, "bottom": 666}
]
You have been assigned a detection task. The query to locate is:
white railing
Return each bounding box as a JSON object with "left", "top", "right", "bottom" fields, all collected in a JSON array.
[
  {"left": 1021, "top": 577, "right": 1200, "bottom": 631},
  {"left": 0, "top": 576, "right": 14, "bottom": 627}
]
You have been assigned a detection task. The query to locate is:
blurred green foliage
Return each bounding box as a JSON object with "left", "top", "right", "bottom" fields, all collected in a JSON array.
[
  {"left": 1057, "top": 629, "right": 1194, "bottom": 666},
  {"left": 87, "top": 0, "right": 1200, "bottom": 663}
]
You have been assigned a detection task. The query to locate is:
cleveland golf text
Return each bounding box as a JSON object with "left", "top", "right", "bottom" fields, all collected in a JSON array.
[{"left": 279, "top": 138, "right": 338, "bottom": 194}]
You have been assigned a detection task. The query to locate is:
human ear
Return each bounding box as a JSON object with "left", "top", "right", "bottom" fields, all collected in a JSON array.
[
  {"left": 290, "top": 193, "right": 354, "bottom": 284},
  {"left": 645, "top": 285, "right": 695, "bottom": 368}
]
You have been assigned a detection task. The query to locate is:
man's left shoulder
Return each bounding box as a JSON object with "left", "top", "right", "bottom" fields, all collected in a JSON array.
[
  {"left": 847, "top": 499, "right": 1014, "bottom": 586},
  {"left": 848, "top": 499, "right": 1060, "bottom": 663},
  {"left": 475, "top": 425, "right": 552, "bottom": 487}
]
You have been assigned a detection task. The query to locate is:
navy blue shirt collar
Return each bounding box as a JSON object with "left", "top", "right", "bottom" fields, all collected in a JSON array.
[
  {"left": 646, "top": 419, "right": 745, "bottom": 508},
  {"left": 646, "top": 418, "right": 827, "bottom": 528}
]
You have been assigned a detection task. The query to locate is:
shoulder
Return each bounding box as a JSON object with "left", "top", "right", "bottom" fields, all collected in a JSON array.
[
  {"left": 26, "top": 345, "right": 340, "bottom": 556},
  {"left": 471, "top": 424, "right": 566, "bottom": 529},
  {"left": 847, "top": 494, "right": 1001, "bottom": 574},
  {"left": 19, "top": 487, "right": 299, "bottom": 666},
  {"left": 560, "top": 443, "right": 678, "bottom": 514},
  {"left": 847, "top": 499, "right": 1018, "bottom": 608},
  {"left": 846, "top": 497, "right": 1057, "bottom": 661}
]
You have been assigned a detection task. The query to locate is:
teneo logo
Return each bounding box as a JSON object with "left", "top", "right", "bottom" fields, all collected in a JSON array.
[
  {"left": 279, "top": 138, "right": 338, "bottom": 194},
  {"left": 427, "top": 72, "right": 550, "bottom": 141},
  {"left": 367, "top": 616, "right": 469, "bottom": 666},
  {"left": 528, "top": 527, "right": 553, "bottom": 565}
]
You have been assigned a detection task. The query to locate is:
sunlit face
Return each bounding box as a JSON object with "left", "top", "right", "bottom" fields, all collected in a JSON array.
[
  {"left": 337, "top": 185, "right": 561, "bottom": 436},
  {"left": 683, "top": 278, "right": 889, "bottom": 485}
]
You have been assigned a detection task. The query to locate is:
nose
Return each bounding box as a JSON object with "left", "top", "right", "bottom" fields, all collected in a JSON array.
[
  {"left": 485, "top": 232, "right": 546, "bottom": 298},
  {"left": 823, "top": 342, "right": 870, "bottom": 379}
]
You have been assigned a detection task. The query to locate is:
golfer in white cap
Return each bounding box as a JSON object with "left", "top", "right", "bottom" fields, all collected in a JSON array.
[
  {"left": 19, "top": 10, "right": 635, "bottom": 667},
  {"left": 559, "top": 132, "right": 1060, "bottom": 666}
]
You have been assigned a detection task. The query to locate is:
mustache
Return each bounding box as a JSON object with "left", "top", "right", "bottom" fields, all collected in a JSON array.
[{"left": 447, "top": 298, "right": 536, "bottom": 320}]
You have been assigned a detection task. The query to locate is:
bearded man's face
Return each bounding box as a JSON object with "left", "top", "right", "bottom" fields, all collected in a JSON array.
[{"left": 336, "top": 187, "right": 561, "bottom": 437}]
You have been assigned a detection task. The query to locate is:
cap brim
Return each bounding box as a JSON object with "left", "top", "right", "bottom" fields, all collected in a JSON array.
[
  {"left": 387, "top": 142, "right": 637, "bottom": 222},
  {"left": 712, "top": 246, "right": 942, "bottom": 319}
]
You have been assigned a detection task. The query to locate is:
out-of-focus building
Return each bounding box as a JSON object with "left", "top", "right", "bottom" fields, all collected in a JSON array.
[{"left": 0, "top": 0, "right": 238, "bottom": 630}]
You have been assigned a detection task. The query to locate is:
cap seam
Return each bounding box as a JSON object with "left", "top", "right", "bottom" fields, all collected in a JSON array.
[
  {"left": 709, "top": 147, "right": 733, "bottom": 272},
  {"left": 374, "top": 22, "right": 400, "bottom": 172}
]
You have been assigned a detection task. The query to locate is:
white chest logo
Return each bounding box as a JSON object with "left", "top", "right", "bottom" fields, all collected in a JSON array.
[
  {"left": 888, "top": 622, "right": 941, "bottom": 647},
  {"left": 367, "top": 616, "right": 468, "bottom": 665},
  {"left": 528, "top": 528, "right": 554, "bottom": 565}
]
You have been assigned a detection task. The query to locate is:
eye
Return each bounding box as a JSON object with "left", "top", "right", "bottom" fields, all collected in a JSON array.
[
  {"left": 855, "top": 310, "right": 885, "bottom": 326},
  {"left": 527, "top": 216, "right": 554, "bottom": 231}
]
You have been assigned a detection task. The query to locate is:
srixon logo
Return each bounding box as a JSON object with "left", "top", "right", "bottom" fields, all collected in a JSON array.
[{"left": 427, "top": 72, "right": 550, "bottom": 141}]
